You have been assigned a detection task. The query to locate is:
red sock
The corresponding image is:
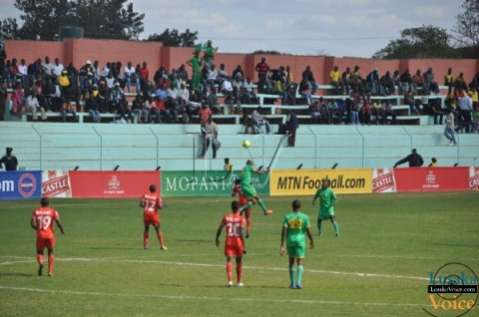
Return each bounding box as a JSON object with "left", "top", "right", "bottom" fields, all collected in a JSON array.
[
  {"left": 36, "top": 254, "right": 44, "bottom": 265},
  {"left": 236, "top": 262, "right": 243, "bottom": 283},
  {"left": 226, "top": 262, "right": 233, "bottom": 282},
  {"left": 143, "top": 232, "right": 149, "bottom": 248},
  {"left": 48, "top": 255, "right": 54, "bottom": 273},
  {"left": 157, "top": 232, "right": 165, "bottom": 248}
]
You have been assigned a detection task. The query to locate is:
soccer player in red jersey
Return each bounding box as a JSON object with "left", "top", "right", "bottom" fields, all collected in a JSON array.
[
  {"left": 140, "top": 184, "right": 167, "bottom": 250},
  {"left": 215, "top": 201, "right": 246, "bottom": 287},
  {"left": 231, "top": 179, "right": 252, "bottom": 238},
  {"left": 30, "top": 198, "right": 65, "bottom": 277}
]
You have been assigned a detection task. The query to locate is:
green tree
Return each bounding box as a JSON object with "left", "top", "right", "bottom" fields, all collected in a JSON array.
[
  {"left": 9, "top": 0, "right": 144, "bottom": 40},
  {"left": 147, "top": 28, "right": 198, "bottom": 47},
  {"left": 373, "top": 25, "right": 458, "bottom": 59},
  {"left": 453, "top": 0, "right": 479, "bottom": 47},
  {"left": 0, "top": 18, "right": 19, "bottom": 40},
  {"left": 76, "top": 0, "right": 144, "bottom": 39},
  {"left": 14, "top": 0, "right": 75, "bottom": 40}
]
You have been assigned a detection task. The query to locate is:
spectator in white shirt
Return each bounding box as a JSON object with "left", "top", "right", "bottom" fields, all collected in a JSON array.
[
  {"left": 240, "top": 78, "right": 255, "bottom": 104},
  {"left": 251, "top": 107, "right": 271, "bottom": 134},
  {"left": 218, "top": 64, "right": 228, "bottom": 82},
  {"left": 105, "top": 73, "right": 115, "bottom": 89},
  {"left": 17, "top": 59, "right": 28, "bottom": 77},
  {"left": 458, "top": 91, "right": 473, "bottom": 133},
  {"left": 51, "top": 58, "right": 64, "bottom": 78},
  {"left": 444, "top": 109, "right": 456, "bottom": 145},
  {"left": 102, "top": 62, "right": 111, "bottom": 77},
  {"left": 207, "top": 64, "right": 218, "bottom": 86},
  {"left": 42, "top": 56, "right": 53, "bottom": 77},
  {"left": 176, "top": 84, "right": 190, "bottom": 103},
  {"left": 93, "top": 60, "right": 101, "bottom": 79},
  {"left": 123, "top": 61, "right": 138, "bottom": 92},
  {"left": 222, "top": 77, "right": 234, "bottom": 110},
  {"left": 222, "top": 77, "right": 233, "bottom": 93},
  {"left": 25, "top": 90, "right": 45, "bottom": 121}
]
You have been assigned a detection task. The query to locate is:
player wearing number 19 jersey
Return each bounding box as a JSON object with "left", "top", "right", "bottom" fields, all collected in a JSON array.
[
  {"left": 30, "top": 198, "right": 64, "bottom": 277},
  {"left": 140, "top": 184, "right": 167, "bottom": 250},
  {"left": 215, "top": 201, "right": 246, "bottom": 287}
]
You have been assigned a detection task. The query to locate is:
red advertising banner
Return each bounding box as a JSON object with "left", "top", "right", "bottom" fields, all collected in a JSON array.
[
  {"left": 69, "top": 171, "right": 161, "bottom": 198},
  {"left": 394, "top": 167, "right": 469, "bottom": 193},
  {"left": 42, "top": 170, "right": 72, "bottom": 198},
  {"left": 372, "top": 168, "right": 396, "bottom": 193}
]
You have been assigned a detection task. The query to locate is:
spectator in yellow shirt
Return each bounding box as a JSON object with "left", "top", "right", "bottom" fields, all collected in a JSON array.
[
  {"left": 329, "top": 66, "right": 341, "bottom": 94},
  {"left": 468, "top": 88, "right": 478, "bottom": 110}
]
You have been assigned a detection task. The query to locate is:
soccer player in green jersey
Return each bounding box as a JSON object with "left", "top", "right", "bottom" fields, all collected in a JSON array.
[
  {"left": 187, "top": 51, "right": 202, "bottom": 90},
  {"left": 240, "top": 160, "right": 272, "bottom": 216},
  {"left": 312, "top": 179, "right": 340, "bottom": 237},
  {"left": 280, "top": 200, "right": 314, "bottom": 289}
]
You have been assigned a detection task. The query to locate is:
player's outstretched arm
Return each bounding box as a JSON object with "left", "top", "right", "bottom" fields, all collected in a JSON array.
[
  {"left": 394, "top": 157, "right": 407, "bottom": 168},
  {"left": 280, "top": 227, "right": 287, "bottom": 256},
  {"left": 55, "top": 219, "right": 65, "bottom": 235},
  {"left": 306, "top": 227, "right": 314, "bottom": 249},
  {"left": 215, "top": 224, "right": 224, "bottom": 247},
  {"left": 312, "top": 191, "right": 319, "bottom": 206},
  {"left": 30, "top": 218, "right": 37, "bottom": 230}
]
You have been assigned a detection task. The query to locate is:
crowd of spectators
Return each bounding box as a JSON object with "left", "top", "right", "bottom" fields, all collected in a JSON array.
[
  {"left": 0, "top": 55, "right": 478, "bottom": 133},
  {"left": 253, "top": 57, "right": 478, "bottom": 130}
]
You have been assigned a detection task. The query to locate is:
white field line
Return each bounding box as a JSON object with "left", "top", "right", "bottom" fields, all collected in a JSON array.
[
  {"left": 3, "top": 253, "right": 474, "bottom": 261},
  {"left": 0, "top": 285, "right": 428, "bottom": 308},
  {"left": 330, "top": 254, "right": 437, "bottom": 260},
  {"left": 0, "top": 256, "right": 428, "bottom": 281}
]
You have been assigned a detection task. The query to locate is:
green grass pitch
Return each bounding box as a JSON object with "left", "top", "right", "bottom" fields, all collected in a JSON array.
[{"left": 0, "top": 193, "right": 478, "bottom": 317}]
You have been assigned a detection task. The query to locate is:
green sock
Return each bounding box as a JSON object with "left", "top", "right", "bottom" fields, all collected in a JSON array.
[
  {"left": 289, "top": 265, "right": 295, "bottom": 287},
  {"left": 257, "top": 198, "right": 268, "bottom": 213},
  {"left": 317, "top": 221, "right": 323, "bottom": 235},
  {"left": 333, "top": 222, "right": 340, "bottom": 236},
  {"left": 297, "top": 265, "right": 304, "bottom": 286}
]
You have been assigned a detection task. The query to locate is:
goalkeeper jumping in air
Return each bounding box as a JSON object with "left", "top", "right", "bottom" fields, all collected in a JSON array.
[{"left": 240, "top": 160, "right": 273, "bottom": 216}]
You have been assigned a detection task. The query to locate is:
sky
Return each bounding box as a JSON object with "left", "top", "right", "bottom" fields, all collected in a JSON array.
[{"left": 0, "top": 0, "right": 464, "bottom": 57}]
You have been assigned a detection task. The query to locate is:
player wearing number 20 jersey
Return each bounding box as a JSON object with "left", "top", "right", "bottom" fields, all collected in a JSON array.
[
  {"left": 30, "top": 198, "right": 64, "bottom": 277},
  {"left": 140, "top": 184, "right": 167, "bottom": 250},
  {"left": 215, "top": 201, "right": 246, "bottom": 287}
]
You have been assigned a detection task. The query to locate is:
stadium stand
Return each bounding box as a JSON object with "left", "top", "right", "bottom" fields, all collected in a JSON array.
[
  {"left": 1, "top": 122, "right": 478, "bottom": 171},
  {"left": 1, "top": 51, "right": 478, "bottom": 129}
]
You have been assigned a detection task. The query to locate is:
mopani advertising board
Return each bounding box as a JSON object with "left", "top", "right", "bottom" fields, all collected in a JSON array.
[
  {"left": 270, "top": 168, "right": 372, "bottom": 196},
  {"left": 161, "top": 171, "right": 269, "bottom": 197}
]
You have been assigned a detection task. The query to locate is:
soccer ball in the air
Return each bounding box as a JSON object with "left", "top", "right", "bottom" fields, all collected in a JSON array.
[{"left": 242, "top": 140, "right": 252, "bottom": 149}]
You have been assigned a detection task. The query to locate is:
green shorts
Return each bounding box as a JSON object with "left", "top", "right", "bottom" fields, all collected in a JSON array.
[
  {"left": 241, "top": 185, "right": 257, "bottom": 199},
  {"left": 287, "top": 243, "right": 306, "bottom": 258},
  {"left": 319, "top": 211, "right": 335, "bottom": 220}
]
